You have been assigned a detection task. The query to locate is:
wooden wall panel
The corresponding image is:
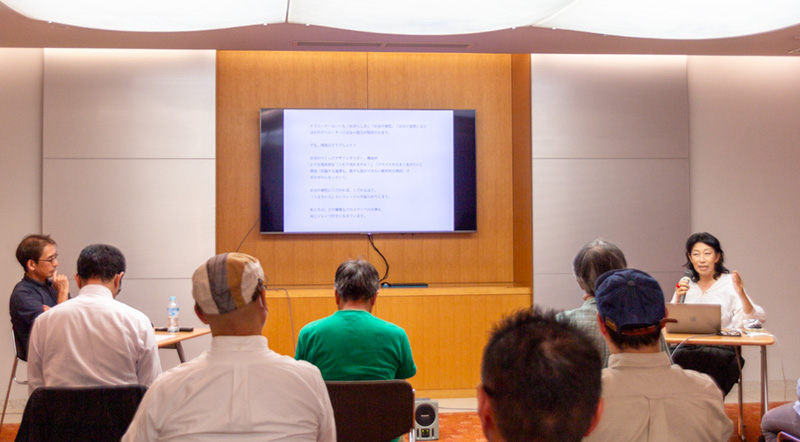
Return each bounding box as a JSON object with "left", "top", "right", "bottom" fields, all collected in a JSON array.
[
  {"left": 217, "top": 51, "right": 369, "bottom": 285},
  {"left": 363, "top": 53, "right": 515, "bottom": 284},
  {"left": 218, "top": 51, "right": 533, "bottom": 395},
  {"left": 262, "top": 287, "right": 531, "bottom": 397},
  {"left": 511, "top": 54, "right": 533, "bottom": 286},
  {"left": 217, "top": 51, "right": 518, "bottom": 286}
]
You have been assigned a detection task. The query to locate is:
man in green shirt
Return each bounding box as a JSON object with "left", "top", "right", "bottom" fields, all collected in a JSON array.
[{"left": 295, "top": 259, "right": 416, "bottom": 382}]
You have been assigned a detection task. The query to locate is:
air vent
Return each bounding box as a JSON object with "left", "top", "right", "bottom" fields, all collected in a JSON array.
[
  {"left": 295, "top": 41, "right": 383, "bottom": 48},
  {"left": 384, "top": 42, "right": 472, "bottom": 49},
  {"left": 294, "top": 41, "right": 471, "bottom": 49}
]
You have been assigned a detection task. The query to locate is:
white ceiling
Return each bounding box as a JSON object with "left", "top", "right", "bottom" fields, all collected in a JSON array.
[{"left": 2, "top": 2, "right": 800, "bottom": 56}]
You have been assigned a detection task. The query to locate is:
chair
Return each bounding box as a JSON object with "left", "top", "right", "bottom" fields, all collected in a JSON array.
[
  {"left": 325, "top": 380, "right": 416, "bottom": 442},
  {"left": 15, "top": 384, "right": 147, "bottom": 442},
  {"left": 779, "top": 432, "right": 800, "bottom": 442},
  {"left": 1, "top": 332, "right": 28, "bottom": 427}
]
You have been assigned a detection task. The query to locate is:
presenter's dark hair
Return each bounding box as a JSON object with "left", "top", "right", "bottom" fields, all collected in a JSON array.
[
  {"left": 334, "top": 258, "right": 379, "bottom": 302},
  {"left": 573, "top": 239, "right": 627, "bottom": 296},
  {"left": 684, "top": 232, "right": 730, "bottom": 282},
  {"left": 481, "top": 307, "right": 602, "bottom": 442},
  {"left": 16, "top": 234, "right": 57, "bottom": 270},
  {"left": 77, "top": 244, "right": 126, "bottom": 282}
]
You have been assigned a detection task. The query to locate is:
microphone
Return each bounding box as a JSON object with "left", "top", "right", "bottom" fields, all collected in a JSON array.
[{"left": 678, "top": 270, "right": 692, "bottom": 303}]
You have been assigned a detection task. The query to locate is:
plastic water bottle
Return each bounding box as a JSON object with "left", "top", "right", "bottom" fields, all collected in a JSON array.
[{"left": 167, "top": 296, "right": 180, "bottom": 334}]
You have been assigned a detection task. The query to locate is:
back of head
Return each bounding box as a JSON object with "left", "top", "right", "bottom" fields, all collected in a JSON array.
[
  {"left": 334, "top": 259, "right": 379, "bottom": 302},
  {"left": 481, "top": 308, "right": 602, "bottom": 442},
  {"left": 573, "top": 239, "right": 627, "bottom": 296},
  {"left": 16, "top": 234, "right": 56, "bottom": 270},
  {"left": 192, "top": 252, "right": 265, "bottom": 315},
  {"left": 77, "top": 244, "right": 126, "bottom": 281},
  {"left": 595, "top": 268, "right": 666, "bottom": 350}
]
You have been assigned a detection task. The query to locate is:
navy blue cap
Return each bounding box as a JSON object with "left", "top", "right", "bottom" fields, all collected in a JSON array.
[{"left": 595, "top": 269, "right": 666, "bottom": 335}]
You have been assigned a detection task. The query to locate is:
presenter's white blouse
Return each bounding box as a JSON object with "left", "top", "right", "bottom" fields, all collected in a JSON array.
[{"left": 670, "top": 273, "right": 766, "bottom": 329}]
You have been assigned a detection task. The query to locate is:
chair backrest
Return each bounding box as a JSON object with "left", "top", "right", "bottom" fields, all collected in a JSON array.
[
  {"left": 11, "top": 327, "right": 27, "bottom": 363},
  {"left": 9, "top": 331, "right": 27, "bottom": 385},
  {"left": 15, "top": 384, "right": 147, "bottom": 442},
  {"left": 325, "top": 380, "right": 415, "bottom": 442},
  {"left": 779, "top": 432, "right": 800, "bottom": 442}
]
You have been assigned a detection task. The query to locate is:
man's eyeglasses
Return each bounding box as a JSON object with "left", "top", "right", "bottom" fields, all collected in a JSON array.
[{"left": 38, "top": 253, "right": 58, "bottom": 263}]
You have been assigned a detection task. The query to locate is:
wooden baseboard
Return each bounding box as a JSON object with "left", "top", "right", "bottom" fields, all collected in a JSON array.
[{"left": 414, "top": 389, "right": 476, "bottom": 399}]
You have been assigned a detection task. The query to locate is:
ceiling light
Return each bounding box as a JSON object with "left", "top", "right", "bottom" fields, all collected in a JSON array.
[
  {"left": 1, "top": 0, "right": 799, "bottom": 40},
  {"left": 1, "top": 0, "right": 286, "bottom": 32},
  {"left": 535, "top": 0, "right": 800, "bottom": 40}
]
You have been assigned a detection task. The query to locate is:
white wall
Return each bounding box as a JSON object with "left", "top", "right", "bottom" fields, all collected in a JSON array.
[
  {"left": 688, "top": 56, "right": 800, "bottom": 386},
  {"left": 532, "top": 54, "right": 800, "bottom": 385},
  {"left": 0, "top": 49, "right": 217, "bottom": 416},
  {"left": 0, "top": 48, "right": 44, "bottom": 416},
  {"left": 532, "top": 54, "right": 690, "bottom": 312}
]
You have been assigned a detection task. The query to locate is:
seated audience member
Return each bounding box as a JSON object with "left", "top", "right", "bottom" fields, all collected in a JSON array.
[
  {"left": 760, "top": 378, "right": 800, "bottom": 442},
  {"left": 586, "top": 268, "right": 732, "bottom": 442},
  {"left": 9, "top": 234, "right": 70, "bottom": 361},
  {"left": 295, "top": 258, "right": 416, "bottom": 381},
  {"left": 27, "top": 244, "right": 161, "bottom": 392},
  {"left": 477, "top": 308, "right": 603, "bottom": 442},
  {"left": 557, "top": 239, "right": 627, "bottom": 367},
  {"left": 123, "top": 253, "right": 335, "bottom": 441}
]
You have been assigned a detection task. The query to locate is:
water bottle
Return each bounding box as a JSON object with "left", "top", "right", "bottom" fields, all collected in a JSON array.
[{"left": 167, "top": 296, "right": 180, "bottom": 334}]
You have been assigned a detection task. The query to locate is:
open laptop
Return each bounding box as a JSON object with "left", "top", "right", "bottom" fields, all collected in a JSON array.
[{"left": 664, "top": 303, "right": 722, "bottom": 334}]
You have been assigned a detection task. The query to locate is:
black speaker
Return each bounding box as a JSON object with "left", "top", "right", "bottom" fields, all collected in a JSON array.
[{"left": 414, "top": 398, "right": 439, "bottom": 440}]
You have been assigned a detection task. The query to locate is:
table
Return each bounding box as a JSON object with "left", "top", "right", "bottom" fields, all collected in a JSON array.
[
  {"left": 156, "top": 328, "right": 211, "bottom": 362},
  {"left": 664, "top": 330, "right": 774, "bottom": 441}
]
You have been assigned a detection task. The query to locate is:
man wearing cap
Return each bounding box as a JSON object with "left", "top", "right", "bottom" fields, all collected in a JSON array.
[
  {"left": 584, "top": 268, "right": 732, "bottom": 442},
  {"left": 27, "top": 244, "right": 161, "bottom": 391},
  {"left": 123, "top": 253, "right": 336, "bottom": 442}
]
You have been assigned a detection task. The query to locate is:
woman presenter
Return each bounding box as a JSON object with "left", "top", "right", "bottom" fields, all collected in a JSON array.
[{"left": 670, "top": 232, "right": 766, "bottom": 395}]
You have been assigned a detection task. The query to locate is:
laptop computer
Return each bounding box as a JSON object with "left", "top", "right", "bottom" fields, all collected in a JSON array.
[{"left": 664, "top": 303, "right": 722, "bottom": 334}]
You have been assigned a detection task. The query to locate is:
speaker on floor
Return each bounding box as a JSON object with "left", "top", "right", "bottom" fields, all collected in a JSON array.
[{"left": 414, "top": 398, "right": 439, "bottom": 440}]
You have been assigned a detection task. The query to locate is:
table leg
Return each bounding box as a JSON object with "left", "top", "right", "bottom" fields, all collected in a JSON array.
[
  {"left": 737, "top": 346, "right": 745, "bottom": 441},
  {"left": 761, "top": 345, "right": 769, "bottom": 416},
  {"left": 176, "top": 342, "right": 186, "bottom": 363}
]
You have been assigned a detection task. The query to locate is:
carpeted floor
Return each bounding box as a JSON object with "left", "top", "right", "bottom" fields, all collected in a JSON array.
[
  {"left": 0, "top": 402, "right": 782, "bottom": 441},
  {"left": 427, "top": 402, "right": 780, "bottom": 442}
]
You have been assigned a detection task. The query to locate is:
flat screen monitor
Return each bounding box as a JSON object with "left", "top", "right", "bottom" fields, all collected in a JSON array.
[{"left": 260, "top": 108, "right": 476, "bottom": 234}]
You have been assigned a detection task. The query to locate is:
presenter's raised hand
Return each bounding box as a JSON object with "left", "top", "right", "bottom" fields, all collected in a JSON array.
[{"left": 731, "top": 270, "right": 745, "bottom": 297}]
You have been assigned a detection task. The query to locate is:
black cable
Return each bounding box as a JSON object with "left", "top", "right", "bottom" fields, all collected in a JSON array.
[
  {"left": 235, "top": 216, "right": 261, "bottom": 253},
  {"left": 367, "top": 234, "right": 390, "bottom": 282}
]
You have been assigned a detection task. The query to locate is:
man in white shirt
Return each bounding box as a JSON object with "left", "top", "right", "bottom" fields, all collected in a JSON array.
[
  {"left": 585, "top": 268, "right": 732, "bottom": 442},
  {"left": 123, "top": 252, "right": 336, "bottom": 442},
  {"left": 27, "top": 244, "right": 161, "bottom": 392}
]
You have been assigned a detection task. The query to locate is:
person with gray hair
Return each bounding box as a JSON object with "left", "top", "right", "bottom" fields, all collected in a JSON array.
[
  {"left": 556, "top": 239, "right": 627, "bottom": 367},
  {"left": 295, "top": 258, "right": 416, "bottom": 382}
]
